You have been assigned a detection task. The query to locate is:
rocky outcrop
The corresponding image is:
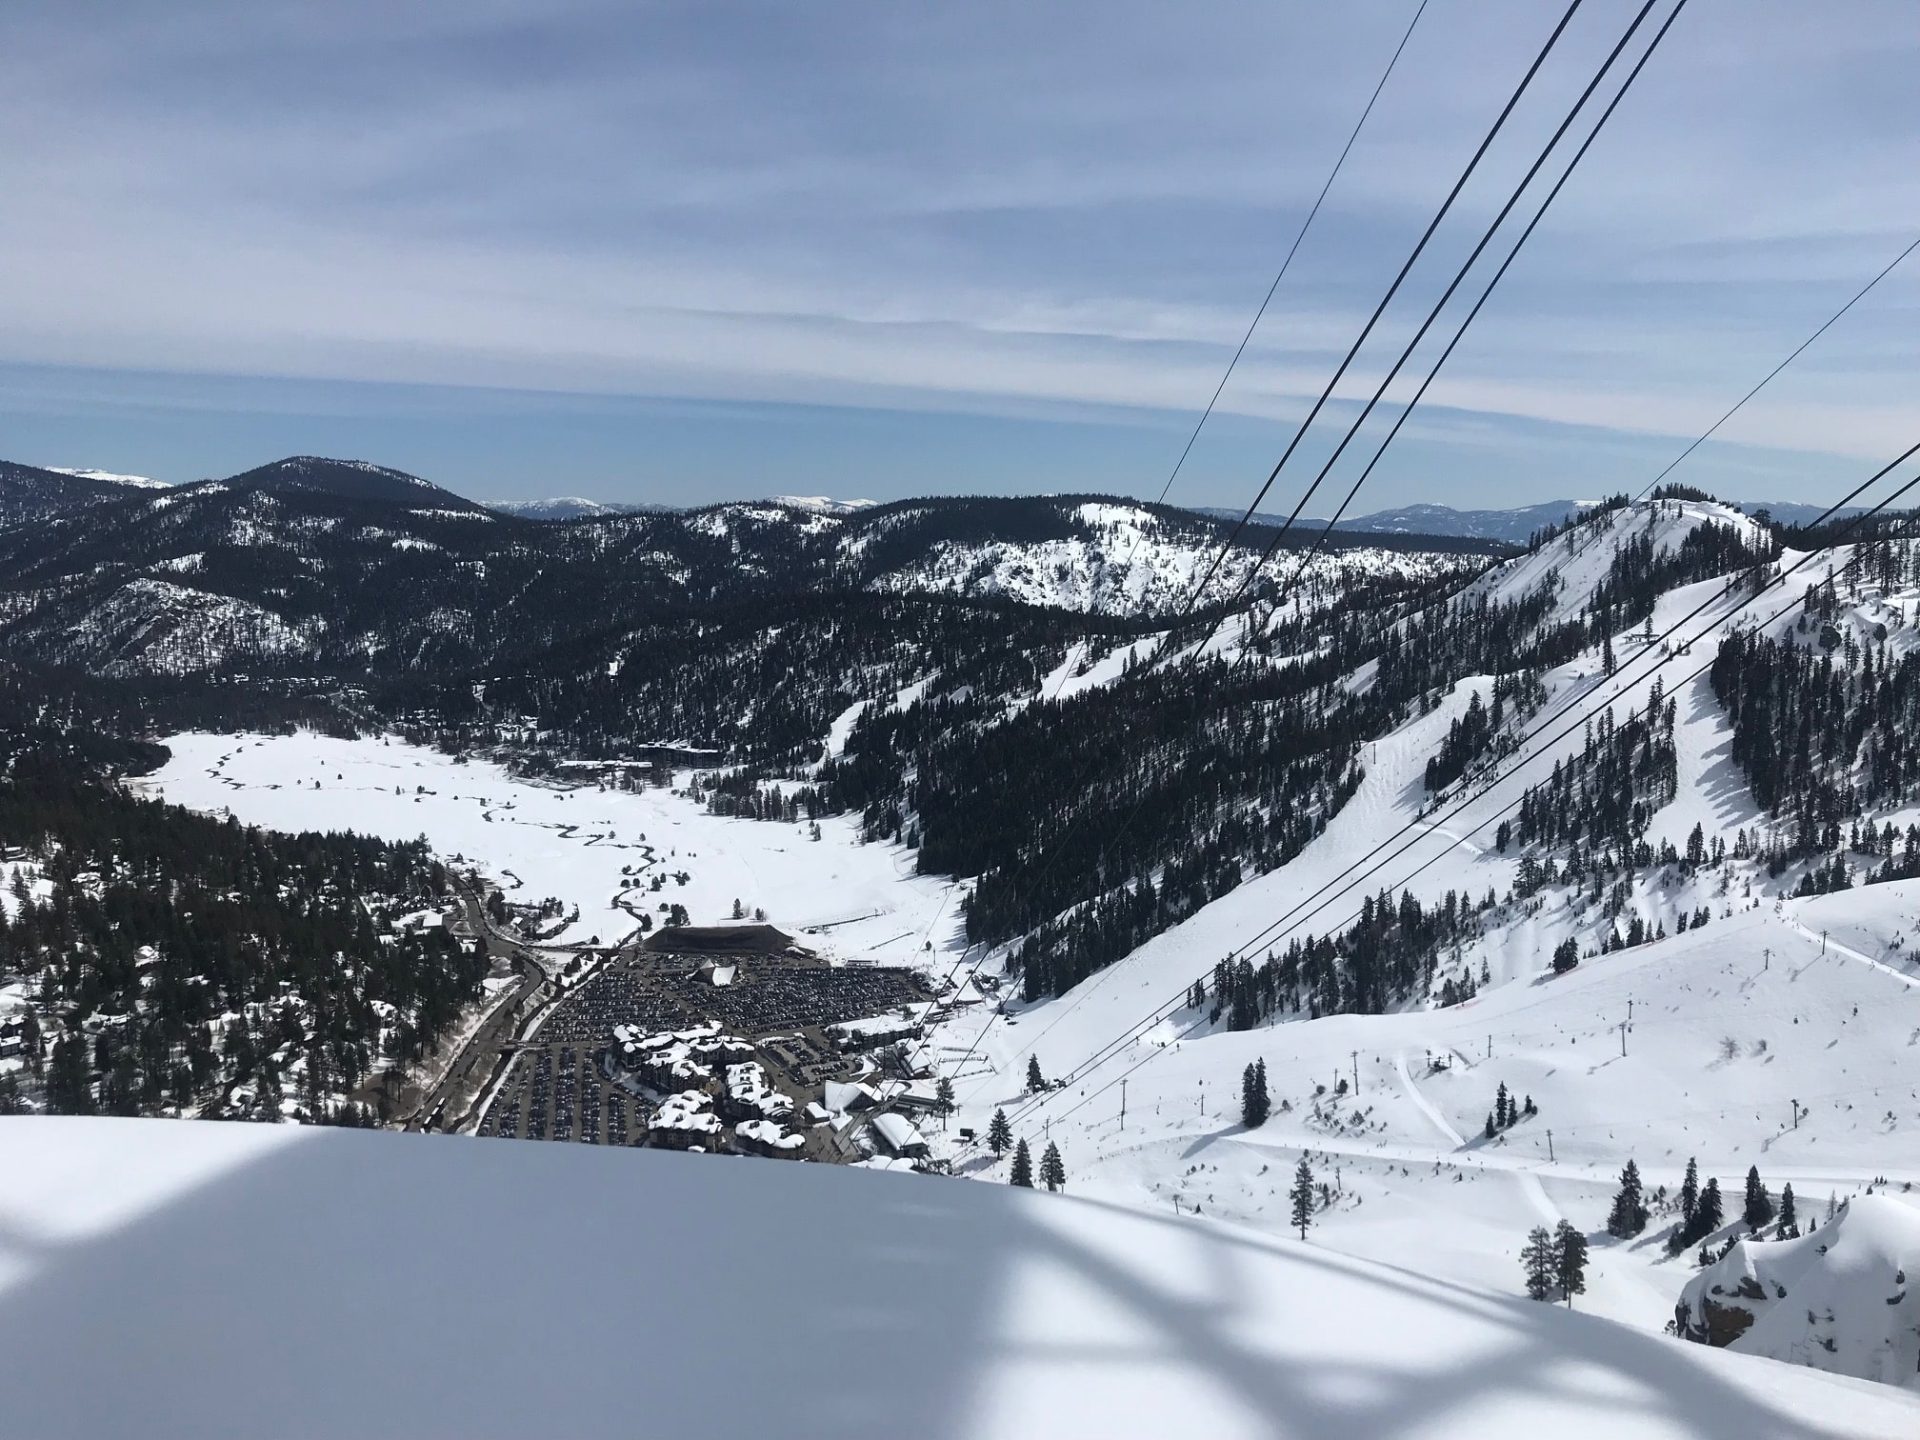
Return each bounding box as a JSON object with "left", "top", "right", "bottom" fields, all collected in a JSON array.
[{"left": 1675, "top": 1195, "right": 1920, "bottom": 1393}]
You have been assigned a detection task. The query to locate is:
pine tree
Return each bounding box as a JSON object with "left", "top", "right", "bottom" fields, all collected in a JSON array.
[
  {"left": 1606, "top": 1158, "right": 1648, "bottom": 1238},
  {"left": 1010, "top": 1138, "right": 1034, "bottom": 1188},
  {"left": 935, "top": 1076, "right": 956, "bottom": 1127},
  {"left": 1495, "top": 1081, "right": 1511, "bottom": 1129},
  {"left": 988, "top": 1107, "right": 1012, "bottom": 1156},
  {"left": 1289, "top": 1157, "right": 1315, "bottom": 1240},
  {"left": 1743, "top": 1165, "right": 1774, "bottom": 1232},
  {"left": 1778, "top": 1183, "right": 1797, "bottom": 1232},
  {"left": 46, "top": 1033, "right": 93, "bottom": 1115},
  {"left": 1241, "top": 1059, "right": 1271, "bottom": 1128},
  {"left": 1040, "top": 1141, "right": 1066, "bottom": 1192},
  {"left": 1695, "top": 1177, "right": 1723, "bottom": 1237},
  {"left": 1522, "top": 1225, "right": 1557, "bottom": 1301},
  {"left": 1025, "top": 1056, "right": 1045, "bottom": 1094},
  {"left": 1484, "top": 1110, "right": 1497, "bottom": 1140},
  {"left": 1555, "top": 1220, "right": 1589, "bottom": 1307},
  {"left": 1680, "top": 1157, "right": 1700, "bottom": 1223}
]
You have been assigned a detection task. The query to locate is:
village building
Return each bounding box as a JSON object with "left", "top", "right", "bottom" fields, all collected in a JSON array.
[
  {"left": 648, "top": 1090, "right": 724, "bottom": 1151},
  {"left": 719, "top": 1061, "right": 793, "bottom": 1124},
  {"left": 868, "top": 1111, "right": 929, "bottom": 1160},
  {"left": 733, "top": 1119, "right": 805, "bottom": 1159}
]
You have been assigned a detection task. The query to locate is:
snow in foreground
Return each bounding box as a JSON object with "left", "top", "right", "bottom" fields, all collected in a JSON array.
[{"left": 0, "top": 1118, "right": 1913, "bottom": 1440}]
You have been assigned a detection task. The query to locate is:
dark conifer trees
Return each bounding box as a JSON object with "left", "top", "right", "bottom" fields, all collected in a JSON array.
[
  {"left": 1606, "top": 1159, "right": 1648, "bottom": 1238},
  {"left": 1554, "top": 1220, "right": 1589, "bottom": 1307},
  {"left": 1743, "top": 1166, "right": 1774, "bottom": 1232},
  {"left": 1522, "top": 1226, "right": 1556, "bottom": 1301},
  {"left": 1025, "top": 1056, "right": 1046, "bottom": 1094},
  {"left": 1040, "top": 1141, "right": 1066, "bottom": 1193},
  {"left": 1241, "top": 1059, "right": 1270, "bottom": 1129},
  {"left": 1289, "top": 1158, "right": 1315, "bottom": 1240},
  {"left": 1694, "top": 1178, "right": 1724, "bottom": 1239},
  {"left": 1010, "top": 1138, "right": 1034, "bottom": 1188},
  {"left": 988, "top": 1108, "right": 1012, "bottom": 1156}
]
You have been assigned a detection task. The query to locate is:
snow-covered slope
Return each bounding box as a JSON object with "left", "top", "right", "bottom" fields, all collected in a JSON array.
[
  {"left": 898, "top": 493, "right": 1920, "bottom": 1400},
  {"left": 1678, "top": 1195, "right": 1920, "bottom": 1389},
  {"left": 768, "top": 493, "right": 876, "bottom": 514},
  {"left": 46, "top": 465, "right": 168, "bottom": 489},
  {"left": 0, "top": 1116, "right": 1911, "bottom": 1440},
  {"left": 858, "top": 499, "right": 1476, "bottom": 615}
]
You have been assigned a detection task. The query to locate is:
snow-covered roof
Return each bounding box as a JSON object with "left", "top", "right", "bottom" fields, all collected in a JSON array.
[
  {"left": 650, "top": 1090, "right": 721, "bottom": 1136},
  {"left": 870, "top": 1112, "right": 926, "bottom": 1155},
  {"left": 822, "top": 1080, "right": 878, "bottom": 1113},
  {"left": 734, "top": 1119, "right": 804, "bottom": 1152}
]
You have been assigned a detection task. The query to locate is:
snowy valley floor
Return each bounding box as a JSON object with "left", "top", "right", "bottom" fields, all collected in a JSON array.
[{"left": 145, "top": 731, "right": 963, "bottom": 960}]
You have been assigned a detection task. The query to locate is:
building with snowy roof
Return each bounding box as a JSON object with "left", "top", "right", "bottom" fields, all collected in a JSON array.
[
  {"left": 648, "top": 1090, "right": 724, "bottom": 1151},
  {"left": 720, "top": 1061, "right": 794, "bottom": 1123},
  {"left": 733, "top": 1120, "right": 805, "bottom": 1159},
  {"left": 824, "top": 1011, "right": 923, "bottom": 1052},
  {"left": 869, "top": 1112, "right": 928, "bottom": 1159}
]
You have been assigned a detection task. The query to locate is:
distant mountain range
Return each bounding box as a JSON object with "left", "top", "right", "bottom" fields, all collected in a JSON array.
[
  {"left": 487, "top": 494, "right": 875, "bottom": 520},
  {"left": 0, "top": 453, "right": 1506, "bottom": 680},
  {"left": 1191, "top": 497, "right": 1871, "bottom": 544},
  {"left": 487, "top": 497, "right": 674, "bottom": 521},
  {"left": 47, "top": 466, "right": 167, "bottom": 490},
  {"left": 9, "top": 455, "right": 1874, "bottom": 540}
]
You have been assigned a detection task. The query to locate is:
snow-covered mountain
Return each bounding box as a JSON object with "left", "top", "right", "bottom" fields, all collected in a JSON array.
[
  {"left": 1192, "top": 499, "right": 1586, "bottom": 545},
  {"left": 0, "top": 463, "right": 1501, "bottom": 676},
  {"left": 767, "top": 493, "right": 877, "bottom": 515},
  {"left": 219, "top": 454, "right": 493, "bottom": 513},
  {"left": 487, "top": 496, "right": 674, "bottom": 520},
  {"left": 1339, "top": 498, "right": 1595, "bottom": 542},
  {"left": 856, "top": 497, "right": 1477, "bottom": 615},
  {"left": 1192, "top": 498, "right": 1883, "bottom": 545},
  {"left": 0, "top": 457, "right": 154, "bottom": 526},
  {"left": 0, "top": 1116, "right": 1911, "bottom": 1439},
  {"left": 46, "top": 465, "right": 169, "bottom": 489},
  {"left": 486, "top": 494, "right": 869, "bottom": 520}
]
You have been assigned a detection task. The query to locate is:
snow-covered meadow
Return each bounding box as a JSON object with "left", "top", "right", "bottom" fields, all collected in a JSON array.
[{"left": 145, "top": 731, "right": 964, "bottom": 963}]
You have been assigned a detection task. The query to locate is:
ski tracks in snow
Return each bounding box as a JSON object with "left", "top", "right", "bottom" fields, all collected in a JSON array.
[
  {"left": 1782, "top": 913, "right": 1920, "bottom": 993},
  {"left": 1396, "top": 1050, "right": 1555, "bottom": 1227}
]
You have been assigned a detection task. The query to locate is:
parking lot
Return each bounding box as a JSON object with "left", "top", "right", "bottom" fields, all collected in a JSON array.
[{"left": 476, "top": 946, "right": 931, "bottom": 1154}]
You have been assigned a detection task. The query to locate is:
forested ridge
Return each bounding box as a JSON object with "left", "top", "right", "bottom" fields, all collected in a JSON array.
[
  {"left": 0, "top": 726, "right": 482, "bottom": 1121},
  {"left": 13, "top": 462, "right": 1920, "bottom": 1043}
]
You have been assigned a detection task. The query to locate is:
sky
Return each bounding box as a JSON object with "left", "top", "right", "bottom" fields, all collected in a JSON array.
[{"left": 0, "top": 0, "right": 1916, "bottom": 510}]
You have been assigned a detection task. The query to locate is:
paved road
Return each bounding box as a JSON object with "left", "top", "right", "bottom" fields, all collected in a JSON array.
[{"left": 402, "top": 885, "right": 551, "bottom": 1133}]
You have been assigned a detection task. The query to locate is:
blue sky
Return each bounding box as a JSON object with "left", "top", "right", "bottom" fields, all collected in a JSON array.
[{"left": 0, "top": 1, "right": 1915, "bottom": 509}]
